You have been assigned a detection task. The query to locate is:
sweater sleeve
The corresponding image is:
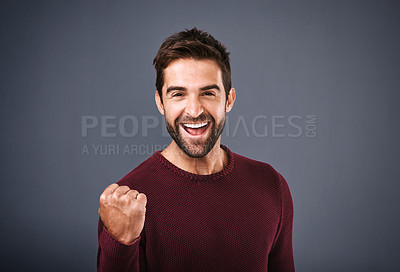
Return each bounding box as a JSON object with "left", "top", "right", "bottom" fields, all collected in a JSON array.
[
  {"left": 97, "top": 218, "right": 145, "bottom": 272},
  {"left": 268, "top": 172, "right": 295, "bottom": 271}
]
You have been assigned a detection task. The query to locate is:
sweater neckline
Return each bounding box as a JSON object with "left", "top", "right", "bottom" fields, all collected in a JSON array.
[{"left": 153, "top": 144, "right": 235, "bottom": 182}]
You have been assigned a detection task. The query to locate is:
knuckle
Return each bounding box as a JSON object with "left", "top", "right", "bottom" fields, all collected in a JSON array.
[
  {"left": 111, "top": 192, "right": 120, "bottom": 200},
  {"left": 120, "top": 195, "right": 129, "bottom": 204},
  {"left": 138, "top": 193, "right": 147, "bottom": 201},
  {"left": 116, "top": 186, "right": 129, "bottom": 192},
  {"left": 99, "top": 193, "right": 106, "bottom": 203},
  {"left": 127, "top": 191, "right": 139, "bottom": 200},
  {"left": 105, "top": 183, "right": 118, "bottom": 192}
]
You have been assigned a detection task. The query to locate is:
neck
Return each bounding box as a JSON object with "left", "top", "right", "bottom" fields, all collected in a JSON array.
[{"left": 160, "top": 139, "right": 228, "bottom": 175}]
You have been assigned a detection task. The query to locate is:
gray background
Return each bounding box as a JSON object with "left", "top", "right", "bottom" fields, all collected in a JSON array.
[{"left": 1, "top": 0, "right": 399, "bottom": 271}]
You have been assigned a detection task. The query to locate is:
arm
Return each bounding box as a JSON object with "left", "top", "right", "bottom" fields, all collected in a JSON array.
[
  {"left": 97, "top": 184, "right": 147, "bottom": 272},
  {"left": 268, "top": 172, "right": 295, "bottom": 271},
  {"left": 97, "top": 219, "right": 143, "bottom": 272}
]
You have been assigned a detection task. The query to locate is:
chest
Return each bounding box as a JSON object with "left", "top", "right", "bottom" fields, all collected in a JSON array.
[{"left": 143, "top": 179, "right": 281, "bottom": 258}]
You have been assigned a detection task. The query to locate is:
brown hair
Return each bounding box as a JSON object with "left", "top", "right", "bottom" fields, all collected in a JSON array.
[{"left": 153, "top": 27, "right": 231, "bottom": 102}]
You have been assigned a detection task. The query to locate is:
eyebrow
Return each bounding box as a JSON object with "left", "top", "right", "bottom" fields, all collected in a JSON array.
[
  {"left": 166, "top": 84, "right": 220, "bottom": 94},
  {"left": 200, "top": 84, "right": 220, "bottom": 91},
  {"left": 166, "top": 86, "right": 186, "bottom": 94}
]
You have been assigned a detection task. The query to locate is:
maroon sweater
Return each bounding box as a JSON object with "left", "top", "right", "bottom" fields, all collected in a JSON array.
[{"left": 97, "top": 145, "right": 294, "bottom": 271}]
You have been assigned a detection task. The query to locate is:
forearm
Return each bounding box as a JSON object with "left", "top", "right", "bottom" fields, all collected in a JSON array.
[{"left": 97, "top": 219, "right": 142, "bottom": 272}]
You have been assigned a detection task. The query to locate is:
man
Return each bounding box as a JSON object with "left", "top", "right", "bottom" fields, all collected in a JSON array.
[{"left": 97, "top": 28, "right": 295, "bottom": 272}]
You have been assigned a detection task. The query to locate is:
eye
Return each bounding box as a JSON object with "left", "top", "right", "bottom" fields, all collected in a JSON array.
[
  {"left": 172, "top": 93, "right": 183, "bottom": 97},
  {"left": 203, "top": 91, "right": 215, "bottom": 96}
]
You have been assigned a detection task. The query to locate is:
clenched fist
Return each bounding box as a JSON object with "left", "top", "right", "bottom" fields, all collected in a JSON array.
[{"left": 99, "top": 183, "right": 147, "bottom": 245}]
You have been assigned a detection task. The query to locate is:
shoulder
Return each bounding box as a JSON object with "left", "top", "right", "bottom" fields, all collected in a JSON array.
[
  {"left": 233, "top": 151, "right": 280, "bottom": 181},
  {"left": 231, "top": 150, "right": 292, "bottom": 197}
]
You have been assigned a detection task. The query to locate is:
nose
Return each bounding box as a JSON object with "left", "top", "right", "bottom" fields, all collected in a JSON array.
[{"left": 185, "top": 95, "right": 204, "bottom": 118}]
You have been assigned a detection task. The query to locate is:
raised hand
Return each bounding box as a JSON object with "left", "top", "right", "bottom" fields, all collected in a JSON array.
[{"left": 99, "top": 183, "right": 147, "bottom": 244}]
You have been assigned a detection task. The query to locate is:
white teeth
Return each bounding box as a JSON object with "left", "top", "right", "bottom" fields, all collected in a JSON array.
[{"left": 183, "top": 122, "right": 208, "bottom": 129}]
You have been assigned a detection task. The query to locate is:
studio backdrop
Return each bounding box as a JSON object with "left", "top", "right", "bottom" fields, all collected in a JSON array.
[{"left": 1, "top": 0, "right": 399, "bottom": 271}]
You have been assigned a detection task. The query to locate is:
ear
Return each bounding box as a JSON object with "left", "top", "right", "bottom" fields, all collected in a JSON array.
[
  {"left": 155, "top": 90, "right": 165, "bottom": 115},
  {"left": 225, "top": 88, "right": 236, "bottom": 113}
]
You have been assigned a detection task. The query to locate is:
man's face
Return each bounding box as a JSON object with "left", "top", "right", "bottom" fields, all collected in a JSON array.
[{"left": 155, "top": 58, "right": 235, "bottom": 158}]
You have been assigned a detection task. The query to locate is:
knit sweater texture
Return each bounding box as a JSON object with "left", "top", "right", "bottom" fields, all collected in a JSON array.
[{"left": 97, "top": 145, "right": 294, "bottom": 271}]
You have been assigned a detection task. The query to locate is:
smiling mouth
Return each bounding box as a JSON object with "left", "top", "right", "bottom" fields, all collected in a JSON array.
[{"left": 181, "top": 122, "right": 210, "bottom": 136}]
